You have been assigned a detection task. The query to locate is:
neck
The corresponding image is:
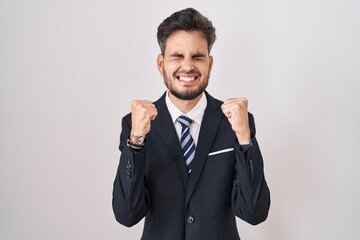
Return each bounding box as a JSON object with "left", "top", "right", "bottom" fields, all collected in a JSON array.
[{"left": 168, "top": 92, "right": 203, "bottom": 114}]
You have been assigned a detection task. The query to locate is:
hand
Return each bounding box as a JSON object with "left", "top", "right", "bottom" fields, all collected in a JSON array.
[
  {"left": 221, "top": 98, "right": 251, "bottom": 144},
  {"left": 130, "top": 100, "right": 158, "bottom": 144}
]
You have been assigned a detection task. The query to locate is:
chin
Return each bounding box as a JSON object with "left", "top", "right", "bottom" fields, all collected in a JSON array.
[{"left": 170, "top": 88, "right": 204, "bottom": 100}]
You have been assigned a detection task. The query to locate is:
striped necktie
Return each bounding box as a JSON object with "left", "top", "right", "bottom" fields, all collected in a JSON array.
[{"left": 178, "top": 115, "right": 196, "bottom": 174}]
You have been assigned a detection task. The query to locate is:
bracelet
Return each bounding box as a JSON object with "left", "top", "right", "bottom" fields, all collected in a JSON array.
[{"left": 127, "top": 138, "right": 145, "bottom": 150}]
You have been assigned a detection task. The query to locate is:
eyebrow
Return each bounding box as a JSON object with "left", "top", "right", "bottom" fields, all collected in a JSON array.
[
  {"left": 169, "top": 52, "right": 206, "bottom": 58},
  {"left": 192, "top": 53, "right": 206, "bottom": 58},
  {"left": 170, "top": 53, "right": 184, "bottom": 58}
]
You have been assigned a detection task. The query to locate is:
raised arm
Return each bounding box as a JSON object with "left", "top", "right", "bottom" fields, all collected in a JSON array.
[{"left": 112, "top": 100, "right": 157, "bottom": 227}]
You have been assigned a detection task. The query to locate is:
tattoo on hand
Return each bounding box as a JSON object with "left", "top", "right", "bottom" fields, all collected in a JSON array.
[{"left": 132, "top": 134, "right": 143, "bottom": 144}]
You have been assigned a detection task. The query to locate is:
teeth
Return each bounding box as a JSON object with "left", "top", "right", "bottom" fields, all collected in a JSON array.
[{"left": 179, "top": 76, "right": 195, "bottom": 81}]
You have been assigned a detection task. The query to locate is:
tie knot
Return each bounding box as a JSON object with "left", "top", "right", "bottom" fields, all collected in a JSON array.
[{"left": 178, "top": 115, "right": 193, "bottom": 127}]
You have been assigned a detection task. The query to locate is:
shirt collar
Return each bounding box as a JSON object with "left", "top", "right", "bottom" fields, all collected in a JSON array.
[{"left": 165, "top": 91, "right": 207, "bottom": 125}]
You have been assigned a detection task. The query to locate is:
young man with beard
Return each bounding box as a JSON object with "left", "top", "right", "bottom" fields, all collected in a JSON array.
[{"left": 112, "top": 7, "right": 270, "bottom": 240}]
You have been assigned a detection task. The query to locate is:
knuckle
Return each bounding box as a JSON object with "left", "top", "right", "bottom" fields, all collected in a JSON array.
[{"left": 141, "top": 107, "right": 148, "bottom": 114}]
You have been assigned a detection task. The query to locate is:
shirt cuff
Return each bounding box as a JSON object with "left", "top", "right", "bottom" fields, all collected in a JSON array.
[
  {"left": 236, "top": 138, "right": 253, "bottom": 152},
  {"left": 239, "top": 143, "right": 251, "bottom": 152}
]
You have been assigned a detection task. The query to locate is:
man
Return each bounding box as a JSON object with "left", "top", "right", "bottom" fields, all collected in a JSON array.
[{"left": 113, "top": 7, "right": 270, "bottom": 240}]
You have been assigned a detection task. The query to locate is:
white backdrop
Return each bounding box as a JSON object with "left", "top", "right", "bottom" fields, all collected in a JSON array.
[{"left": 1, "top": 0, "right": 360, "bottom": 239}]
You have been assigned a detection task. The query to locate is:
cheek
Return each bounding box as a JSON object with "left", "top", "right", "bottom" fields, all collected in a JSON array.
[
  {"left": 164, "top": 65, "right": 178, "bottom": 77},
  {"left": 199, "top": 67, "right": 211, "bottom": 77},
  {"left": 195, "top": 62, "right": 211, "bottom": 72},
  {"left": 163, "top": 68, "right": 175, "bottom": 82}
]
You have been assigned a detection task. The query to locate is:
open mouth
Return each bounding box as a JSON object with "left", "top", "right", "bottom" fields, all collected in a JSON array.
[{"left": 175, "top": 75, "right": 199, "bottom": 82}]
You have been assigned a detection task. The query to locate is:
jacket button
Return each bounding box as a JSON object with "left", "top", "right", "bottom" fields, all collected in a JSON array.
[
  {"left": 126, "top": 170, "right": 131, "bottom": 179},
  {"left": 187, "top": 216, "right": 194, "bottom": 224}
]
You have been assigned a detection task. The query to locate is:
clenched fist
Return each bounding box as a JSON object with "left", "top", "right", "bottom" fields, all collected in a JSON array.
[
  {"left": 130, "top": 100, "right": 158, "bottom": 144},
  {"left": 221, "top": 98, "right": 251, "bottom": 144}
]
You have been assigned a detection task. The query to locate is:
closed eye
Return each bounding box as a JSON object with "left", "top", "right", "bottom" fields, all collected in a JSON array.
[
  {"left": 192, "top": 53, "right": 206, "bottom": 60},
  {"left": 170, "top": 53, "right": 184, "bottom": 59}
]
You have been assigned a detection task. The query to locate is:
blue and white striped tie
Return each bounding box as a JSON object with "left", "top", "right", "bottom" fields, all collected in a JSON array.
[{"left": 178, "top": 115, "right": 196, "bottom": 174}]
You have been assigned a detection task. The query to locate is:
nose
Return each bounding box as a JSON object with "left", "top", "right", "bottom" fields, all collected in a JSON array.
[{"left": 181, "top": 57, "right": 195, "bottom": 71}]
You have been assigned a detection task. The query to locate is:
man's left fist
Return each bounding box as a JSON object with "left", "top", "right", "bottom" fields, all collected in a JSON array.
[{"left": 221, "top": 98, "right": 251, "bottom": 144}]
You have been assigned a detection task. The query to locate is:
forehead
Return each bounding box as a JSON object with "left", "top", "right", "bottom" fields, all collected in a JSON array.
[{"left": 164, "top": 30, "right": 209, "bottom": 55}]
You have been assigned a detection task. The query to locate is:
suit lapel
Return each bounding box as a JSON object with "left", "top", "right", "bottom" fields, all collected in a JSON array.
[
  {"left": 185, "top": 93, "right": 223, "bottom": 207},
  {"left": 153, "top": 93, "right": 188, "bottom": 189}
]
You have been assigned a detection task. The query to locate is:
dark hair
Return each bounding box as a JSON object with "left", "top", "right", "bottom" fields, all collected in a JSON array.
[{"left": 157, "top": 8, "right": 216, "bottom": 54}]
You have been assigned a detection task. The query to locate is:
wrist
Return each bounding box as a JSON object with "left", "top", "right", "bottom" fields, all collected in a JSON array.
[
  {"left": 130, "top": 132, "right": 146, "bottom": 144},
  {"left": 235, "top": 129, "right": 251, "bottom": 144},
  {"left": 127, "top": 138, "right": 145, "bottom": 150}
]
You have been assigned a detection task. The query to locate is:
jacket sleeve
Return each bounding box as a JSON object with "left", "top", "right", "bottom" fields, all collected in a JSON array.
[
  {"left": 112, "top": 115, "right": 148, "bottom": 227},
  {"left": 231, "top": 113, "right": 271, "bottom": 225}
]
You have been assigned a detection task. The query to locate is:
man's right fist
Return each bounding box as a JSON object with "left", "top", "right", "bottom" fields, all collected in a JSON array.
[{"left": 130, "top": 100, "right": 158, "bottom": 144}]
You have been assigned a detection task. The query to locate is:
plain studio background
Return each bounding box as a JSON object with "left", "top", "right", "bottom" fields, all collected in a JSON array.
[{"left": 1, "top": 0, "right": 359, "bottom": 239}]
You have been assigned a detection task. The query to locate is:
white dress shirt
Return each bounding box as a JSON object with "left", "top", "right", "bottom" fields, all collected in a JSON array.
[{"left": 165, "top": 91, "right": 207, "bottom": 146}]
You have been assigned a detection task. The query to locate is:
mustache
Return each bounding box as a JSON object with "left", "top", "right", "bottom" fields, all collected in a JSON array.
[{"left": 175, "top": 69, "right": 201, "bottom": 75}]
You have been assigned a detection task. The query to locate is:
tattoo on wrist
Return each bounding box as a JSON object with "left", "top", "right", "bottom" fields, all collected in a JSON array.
[{"left": 131, "top": 134, "right": 143, "bottom": 144}]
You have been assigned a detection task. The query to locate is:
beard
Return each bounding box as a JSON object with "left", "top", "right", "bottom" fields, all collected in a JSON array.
[{"left": 163, "top": 69, "right": 209, "bottom": 100}]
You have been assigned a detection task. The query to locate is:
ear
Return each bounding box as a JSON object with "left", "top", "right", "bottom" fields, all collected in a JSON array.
[
  {"left": 209, "top": 55, "right": 214, "bottom": 73},
  {"left": 157, "top": 54, "right": 164, "bottom": 75}
]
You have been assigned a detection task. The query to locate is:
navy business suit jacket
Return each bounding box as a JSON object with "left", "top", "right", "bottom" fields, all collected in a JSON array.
[{"left": 112, "top": 92, "right": 270, "bottom": 240}]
